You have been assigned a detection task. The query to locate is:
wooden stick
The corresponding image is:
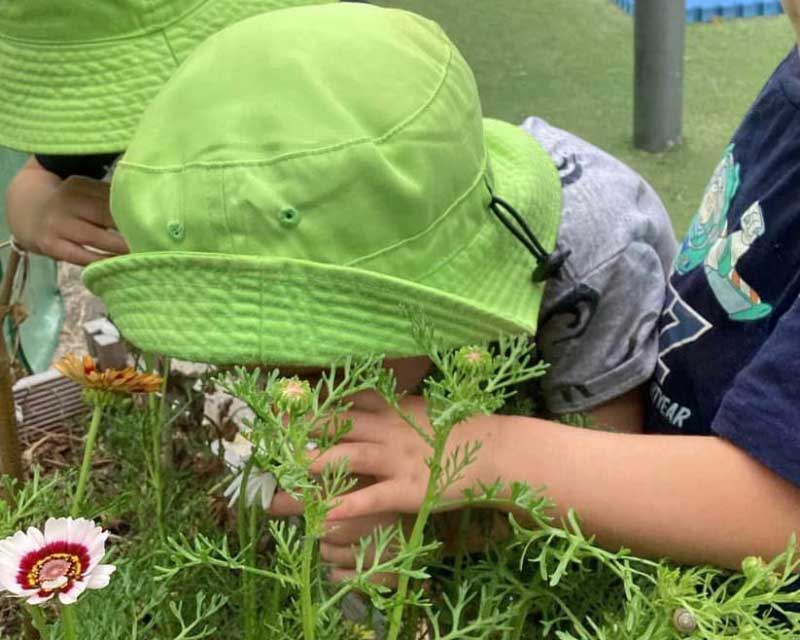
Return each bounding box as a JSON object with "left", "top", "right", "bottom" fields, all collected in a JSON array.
[{"left": 0, "top": 248, "right": 24, "bottom": 485}]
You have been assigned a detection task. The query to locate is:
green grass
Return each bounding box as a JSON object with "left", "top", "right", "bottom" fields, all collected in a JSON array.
[{"left": 378, "top": 0, "right": 794, "bottom": 234}]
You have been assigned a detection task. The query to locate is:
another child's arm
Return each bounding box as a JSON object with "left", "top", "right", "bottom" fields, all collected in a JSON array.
[{"left": 5, "top": 156, "right": 128, "bottom": 265}]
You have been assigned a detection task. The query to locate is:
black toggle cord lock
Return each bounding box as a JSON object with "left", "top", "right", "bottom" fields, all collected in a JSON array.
[{"left": 488, "top": 192, "right": 570, "bottom": 283}]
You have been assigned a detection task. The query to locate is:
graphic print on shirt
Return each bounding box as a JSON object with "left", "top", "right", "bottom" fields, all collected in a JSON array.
[
  {"left": 703, "top": 201, "right": 773, "bottom": 321},
  {"left": 656, "top": 145, "right": 773, "bottom": 392},
  {"left": 674, "top": 145, "right": 740, "bottom": 276},
  {"left": 672, "top": 144, "right": 773, "bottom": 322},
  {"left": 655, "top": 281, "right": 712, "bottom": 385}
]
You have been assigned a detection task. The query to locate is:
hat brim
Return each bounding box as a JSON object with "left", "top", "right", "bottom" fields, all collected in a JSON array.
[
  {"left": 0, "top": 0, "right": 333, "bottom": 154},
  {"left": 83, "top": 119, "right": 562, "bottom": 365}
]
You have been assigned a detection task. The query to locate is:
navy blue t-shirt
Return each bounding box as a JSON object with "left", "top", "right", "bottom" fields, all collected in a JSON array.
[{"left": 646, "top": 47, "right": 800, "bottom": 488}]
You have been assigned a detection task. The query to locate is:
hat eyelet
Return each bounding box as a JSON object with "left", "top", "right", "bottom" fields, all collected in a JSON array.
[
  {"left": 278, "top": 207, "right": 301, "bottom": 228},
  {"left": 166, "top": 220, "right": 185, "bottom": 241}
]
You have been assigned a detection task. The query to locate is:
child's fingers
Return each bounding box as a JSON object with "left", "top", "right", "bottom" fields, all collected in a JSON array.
[
  {"left": 310, "top": 442, "right": 389, "bottom": 477},
  {"left": 327, "top": 481, "right": 404, "bottom": 520},
  {"left": 309, "top": 410, "right": 388, "bottom": 444},
  {"left": 321, "top": 535, "right": 398, "bottom": 569},
  {"left": 43, "top": 239, "right": 110, "bottom": 266},
  {"left": 320, "top": 542, "right": 360, "bottom": 569},
  {"left": 63, "top": 175, "right": 111, "bottom": 201},
  {"left": 327, "top": 567, "right": 398, "bottom": 589},
  {"left": 321, "top": 513, "right": 398, "bottom": 545},
  {"left": 74, "top": 193, "right": 117, "bottom": 229},
  {"left": 66, "top": 218, "right": 129, "bottom": 255},
  {"left": 267, "top": 490, "right": 304, "bottom": 517}
]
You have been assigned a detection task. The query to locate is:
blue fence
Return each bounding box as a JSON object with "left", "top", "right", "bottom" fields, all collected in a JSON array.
[{"left": 612, "top": 0, "right": 783, "bottom": 22}]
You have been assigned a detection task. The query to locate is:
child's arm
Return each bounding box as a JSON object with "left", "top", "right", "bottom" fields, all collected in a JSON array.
[
  {"left": 309, "top": 388, "right": 644, "bottom": 582},
  {"left": 278, "top": 397, "right": 799, "bottom": 571},
  {"left": 5, "top": 156, "right": 128, "bottom": 265}
]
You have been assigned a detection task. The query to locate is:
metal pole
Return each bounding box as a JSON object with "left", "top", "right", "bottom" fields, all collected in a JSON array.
[{"left": 634, "top": 0, "right": 686, "bottom": 152}]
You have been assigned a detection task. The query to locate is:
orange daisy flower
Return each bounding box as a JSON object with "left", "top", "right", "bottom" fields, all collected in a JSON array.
[{"left": 55, "top": 354, "right": 162, "bottom": 395}]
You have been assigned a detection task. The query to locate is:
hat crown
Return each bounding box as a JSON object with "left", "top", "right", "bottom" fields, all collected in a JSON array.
[
  {"left": 113, "top": 4, "right": 490, "bottom": 279},
  {"left": 0, "top": 0, "right": 203, "bottom": 43}
]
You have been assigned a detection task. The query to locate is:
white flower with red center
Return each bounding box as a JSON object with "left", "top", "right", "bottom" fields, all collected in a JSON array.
[{"left": 0, "top": 518, "right": 115, "bottom": 605}]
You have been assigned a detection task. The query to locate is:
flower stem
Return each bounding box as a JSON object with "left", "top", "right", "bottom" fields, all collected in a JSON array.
[
  {"left": 151, "top": 357, "right": 170, "bottom": 541},
  {"left": 245, "top": 503, "right": 259, "bottom": 637},
  {"left": 26, "top": 604, "right": 47, "bottom": 637},
  {"left": 300, "top": 515, "right": 317, "bottom": 640},
  {"left": 70, "top": 402, "right": 104, "bottom": 517},
  {"left": 238, "top": 462, "right": 256, "bottom": 640},
  {"left": 61, "top": 605, "right": 77, "bottom": 640},
  {"left": 386, "top": 436, "right": 447, "bottom": 640},
  {"left": 451, "top": 508, "right": 471, "bottom": 589}
]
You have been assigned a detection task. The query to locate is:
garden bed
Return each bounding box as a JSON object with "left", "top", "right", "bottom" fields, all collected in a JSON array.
[{"left": 1, "top": 328, "right": 798, "bottom": 639}]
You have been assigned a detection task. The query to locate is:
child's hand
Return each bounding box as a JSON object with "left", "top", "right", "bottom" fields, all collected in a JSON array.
[
  {"left": 270, "top": 395, "right": 499, "bottom": 521},
  {"left": 321, "top": 509, "right": 414, "bottom": 586},
  {"left": 6, "top": 159, "right": 128, "bottom": 265},
  {"left": 270, "top": 473, "right": 412, "bottom": 586}
]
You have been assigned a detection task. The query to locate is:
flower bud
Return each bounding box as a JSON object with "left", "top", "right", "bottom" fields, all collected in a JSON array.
[
  {"left": 741, "top": 556, "right": 765, "bottom": 580},
  {"left": 273, "top": 376, "right": 312, "bottom": 414},
  {"left": 454, "top": 345, "right": 493, "bottom": 379}
]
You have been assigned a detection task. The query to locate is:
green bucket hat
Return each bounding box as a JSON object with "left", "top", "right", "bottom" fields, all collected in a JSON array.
[
  {"left": 0, "top": 0, "right": 334, "bottom": 154},
  {"left": 83, "top": 3, "right": 563, "bottom": 366}
]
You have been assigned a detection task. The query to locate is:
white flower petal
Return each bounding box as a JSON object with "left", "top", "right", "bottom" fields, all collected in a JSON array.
[
  {"left": 259, "top": 474, "right": 278, "bottom": 511},
  {"left": 3, "top": 581, "right": 35, "bottom": 596},
  {"left": 66, "top": 518, "right": 97, "bottom": 546},
  {"left": 86, "top": 547, "right": 107, "bottom": 574},
  {"left": 25, "top": 592, "right": 53, "bottom": 606},
  {"left": 0, "top": 552, "right": 22, "bottom": 575},
  {"left": 43, "top": 518, "right": 69, "bottom": 544},
  {"left": 58, "top": 579, "right": 87, "bottom": 605},
  {"left": 210, "top": 439, "right": 222, "bottom": 456},
  {"left": 41, "top": 576, "right": 68, "bottom": 591},
  {"left": 245, "top": 477, "right": 261, "bottom": 506},
  {"left": 85, "top": 533, "right": 110, "bottom": 573},
  {"left": 74, "top": 519, "right": 102, "bottom": 548},
  {"left": 228, "top": 433, "right": 253, "bottom": 457},
  {"left": 224, "top": 473, "right": 244, "bottom": 508},
  {"left": 86, "top": 564, "right": 115, "bottom": 589},
  {"left": 26, "top": 527, "right": 45, "bottom": 548},
  {"left": 1, "top": 529, "right": 39, "bottom": 558},
  {"left": 0, "top": 567, "right": 19, "bottom": 591}
]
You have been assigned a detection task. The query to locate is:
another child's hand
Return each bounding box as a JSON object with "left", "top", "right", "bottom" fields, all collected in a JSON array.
[{"left": 6, "top": 158, "right": 128, "bottom": 265}]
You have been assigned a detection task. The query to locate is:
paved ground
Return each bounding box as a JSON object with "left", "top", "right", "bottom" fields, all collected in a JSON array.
[{"left": 52, "top": 262, "right": 105, "bottom": 363}]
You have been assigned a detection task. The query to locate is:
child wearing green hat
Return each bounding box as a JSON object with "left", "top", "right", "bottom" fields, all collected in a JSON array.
[
  {"left": 84, "top": 1, "right": 799, "bottom": 586},
  {"left": 80, "top": 1, "right": 683, "bottom": 573},
  {"left": 268, "top": 3, "right": 800, "bottom": 579},
  {"left": 0, "top": 0, "right": 348, "bottom": 266}
]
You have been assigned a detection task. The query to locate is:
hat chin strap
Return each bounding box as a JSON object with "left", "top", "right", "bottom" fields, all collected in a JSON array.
[{"left": 487, "top": 190, "right": 570, "bottom": 283}]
